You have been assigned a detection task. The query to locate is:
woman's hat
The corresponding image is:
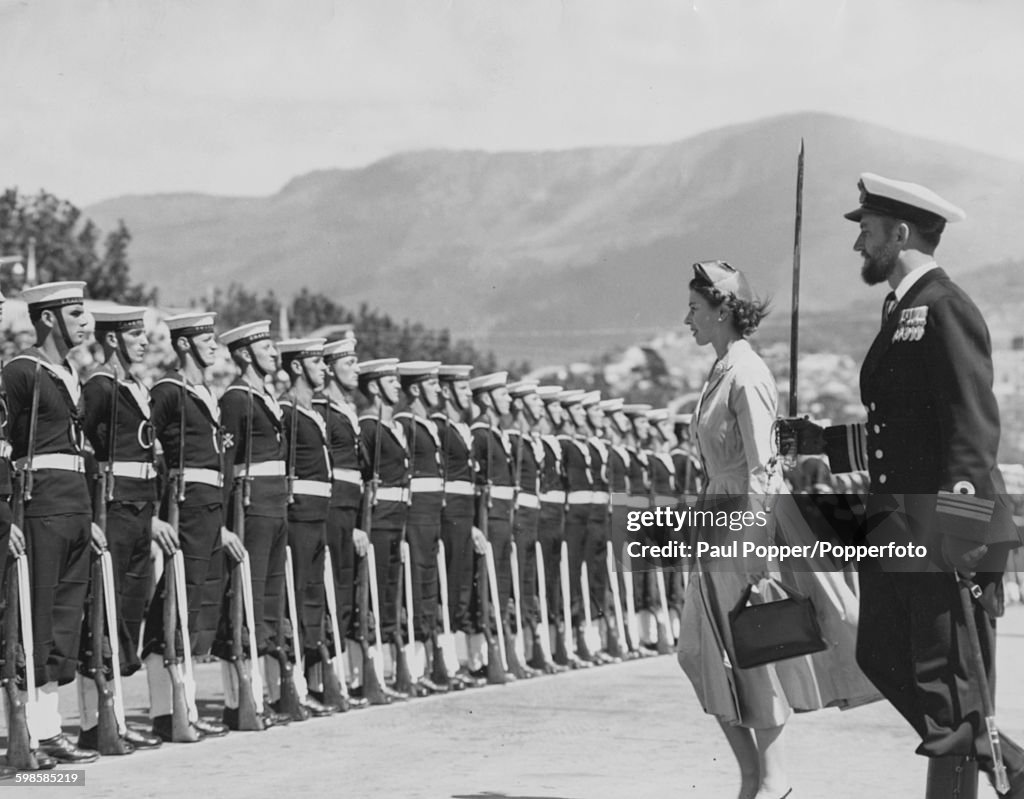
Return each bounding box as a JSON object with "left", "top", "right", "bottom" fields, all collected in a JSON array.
[{"left": 692, "top": 260, "right": 753, "bottom": 302}]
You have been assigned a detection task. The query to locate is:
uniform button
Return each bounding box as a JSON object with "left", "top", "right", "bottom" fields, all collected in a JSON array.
[
  {"left": 873, "top": 425, "right": 881, "bottom": 434},
  {"left": 870, "top": 402, "right": 877, "bottom": 411},
  {"left": 875, "top": 449, "right": 883, "bottom": 459},
  {"left": 878, "top": 474, "right": 887, "bottom": 485}
]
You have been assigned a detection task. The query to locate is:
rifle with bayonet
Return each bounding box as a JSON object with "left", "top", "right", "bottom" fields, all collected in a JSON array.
[
  {"left": 164, "top": 383, "right": 200, "bottom": 742},
  {"left": 430, "top": 415, "right": 456, "bottom": 688},
  {"left": 357, "top": 402, "right": 388, "bottom": 704},
  {"left": 276, "top": 394, "right": 307, "bottom": 721},
  {"left": 393, "top": 413, "right": 416, "bottom": 695},
  {"left": 505, "top": 422, "right": 528, "bottom": 677},
  {"left": 228, "top": 386, "right": 264, "bottom": 730},
  {"left": 320, "top": 546, "right": 350, "bottom": 711},
  {"left": 477, "top": 421, "right": 506, "bottom": 684}
]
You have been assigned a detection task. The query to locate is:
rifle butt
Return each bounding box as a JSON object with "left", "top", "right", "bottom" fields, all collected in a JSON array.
[
  {"left": 234, "top": 664, "right": 264, "bottom": 731},
  {"left": 317, "top": 643, "right": 347, "bottom": 712},
  {"left": 168, "top": 667, "right": 201, "bottom": 742},
  {"left": 393, "top": 645, "right": 414, "bottom": 694},
  {"left": 504, "top": 633, "right": 528, "bottom": 679},
  {"left": 359, "top": 641, "right": 389, "bottom": 706},
  {"left": 431, "top": 637, "right": 453, "bottom": 686},
  {"left": 4, "top": 684, "right": 38, "bottom": 769},
  {"left": 95, "top": 677, "right": 131, "bottom": 755}
]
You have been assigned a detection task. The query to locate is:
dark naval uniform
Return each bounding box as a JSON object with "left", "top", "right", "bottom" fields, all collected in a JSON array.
[
  {"left": 825, "top": 266, "right": 1023, "bottom": 774},
  {"left": 82, "top": 366, "right": 158, "bottom": 676},
  {"left": 358, "top": 414, "right": 409, "bottom": 646},
  {"left": 509, "top": 428, "right": 542, "bottom": 635},
  {"left": 537, "top": 433, "right": 566, "bottom": 635},
  {"left": 560, "top": 433, "right": 592, "bottom": 631},
  {"left": 471, "top": 419, "right": 515, "bottom": 633},
  {"left": 214, "top": 378, "right": 289, "bottom": 658},
  {"left": 3, "top": 350, "right": 93, "bottom": 686},
  {"left": 395, "top": 412, "right": 443, "bottom": 644},
  {"left": 433, "top": 413, "right": 477, "bottom": 637},
  {"left": 143, "top": 372, "right": 226, "bottom": 659},
  {"left": 585, "top": 436, "right": 610, "bottom": 629},
  {"left": 316, "top": 394, "right": 363, "bottom": 645},
  {"left": 280, "top": 396, "right": 332, "bottom": 666}
]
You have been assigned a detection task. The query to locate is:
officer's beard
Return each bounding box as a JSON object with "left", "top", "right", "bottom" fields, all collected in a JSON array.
[{"left": 860, "top": 241, "right": 900, "bottom": 286}]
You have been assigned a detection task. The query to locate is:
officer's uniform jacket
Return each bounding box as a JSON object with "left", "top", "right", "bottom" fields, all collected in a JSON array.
[
  {"left": 220, "top": 377, "right": 288, "bottom": 520},
  {"left": 825, "top": 267, "right": 1021, "bottom": 576},
  {"left": 83, "top": 365, "right": 158, "bottom": 504}
]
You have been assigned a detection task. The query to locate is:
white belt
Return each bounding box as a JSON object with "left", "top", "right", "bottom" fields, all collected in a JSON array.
[
  {"left": 233, "top": 460, "right": 286, "bottom": 478},
  {"left": 516, "top": 492, "right": 540, "bottom": 510},
  {"left": 292, "top": 479, "right": 332, "bottom": 498},
  {"left": 591, "top": 491, "right": 610, "bottom": 505},
  {"left": 410, "top": 477, "right": 444, "bottom": 493},
  {"left": 567, "top": 490, "right": 594, "bottom": 505},
  {"left": 626, "top": 496, "right": 651, "bottom": 509},
  {"left": 99, "top": 461, "right": 157, "bottom": 480},
  {"left": 444, "top": 480, "right": 475, "bottom": 496},
  {"left": 540, "top": 490, "right": 566, "bottom": 504},
  {"left": 17, "top": 453, "right": 85, "bottom": 473},
  {"left": 655, "top": 494, "right": 677, "bottom": 506},
  {"left": 375, "top": 486, "right": 409, "bottom": 503},
  {"left": 171, "top": 468, "right": 223, "bottom": 488},
  {"left": 489, "top": 485, "right": 515, "bottom": 501},
  {"left": 332, "top": 468, "right": 362, "bottom": 486}
]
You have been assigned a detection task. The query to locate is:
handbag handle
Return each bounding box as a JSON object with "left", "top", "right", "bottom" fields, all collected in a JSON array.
[{"left": 736, "top": 577, "right": 809, "bottom": 609}]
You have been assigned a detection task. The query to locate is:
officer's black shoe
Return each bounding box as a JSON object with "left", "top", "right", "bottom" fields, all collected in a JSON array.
[
  {"left": 193, "top": 718, "right": 229, "bottom": 738},
  {"left": 566, "top": 655, "right": 592, "bottom": 670},
  {"left": 76, "top": 726, "right": 134, "bottom": 756},
  {"left": 38, "top": 734, "right": 100, "bottom": 764},
  {"left": 346, "top": 694, "right": 370, "bottom": 708},
  {"left": 123, "top": 726, "right": 162, "bottom": 750},
  {"left": 301, "top": 696, "right": 337, "bottom": 717},
  {"left": 222, "top": 706, "right": 267, "bottom": 732}
]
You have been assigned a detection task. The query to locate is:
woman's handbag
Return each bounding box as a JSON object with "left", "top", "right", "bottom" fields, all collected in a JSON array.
[{"left": 728, "top": 579, "right": 827, "bottom": 669}]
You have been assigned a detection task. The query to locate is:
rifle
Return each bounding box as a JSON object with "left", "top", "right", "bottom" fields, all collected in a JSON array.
[
  {"left": 621, "top": 540, "right": 640, "bottom": 654},
  {"left": 320, "top": 547, "right": 350, "bottom": 712},
  {"left": 95, "top": 366, "right": 120, "bottom": 533},
  {"left": 477, "top": 422, "right": 506, "bottom": 685},
  {"left": 3, "top": 555, "right": 38, "bottom": 769},
  {"left": 163, "top": 549, "right": 199, "bottom": 742},
  {"left": 89, "top": 555, "right": 130, "bottom": 754},
  {"left": 558, "top": 539, "right": 577, "bottom": 661},
  {"left": 788, "top": 139, "right": 804, "bottom": 419},
  {"left": 229, "top": 387, "right": 263, "bottom": 730},
  {"left": 357, "top": 401, "right": 388, "bottom": 704},
  {"left": 959, "top": 576, "right": 1010, "bottom": 794},
  {"left": 604, "top": 541, "right": 627, "bottom": 659},
  {"left": 275, "top": 395, "right": 306, "bottom": 721},
  {"left": 392, "top": 415, "right": 416, "bottom": 694},
  {"left": 433, "top": 540, "right": 458, "bottom": 684},
  {"left": 506, "top": 541, "right": 528, "bottom": 677},
  {"left": 578, "top": 560, "right": 602, "bottom": 660},
  {"left": 653, "top": 566, "right": 673, "bottom": 655},
  {"left": 530, "top": 540, "right": 557, "bottom": 672}
]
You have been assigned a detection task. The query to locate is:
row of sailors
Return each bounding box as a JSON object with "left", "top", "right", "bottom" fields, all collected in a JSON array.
[{"left": 0, "top": 281, "right": 701, "bottom": 768}]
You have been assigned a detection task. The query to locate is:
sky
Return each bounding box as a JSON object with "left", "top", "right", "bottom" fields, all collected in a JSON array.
[{"left": 2, "top": 0, "right": 1023, "bottom": 205}]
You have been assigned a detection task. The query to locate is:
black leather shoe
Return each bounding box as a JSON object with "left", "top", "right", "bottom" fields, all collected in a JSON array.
[
  {"left": 261, "top": 709, "right": 291, "bottom": 728},
  {"left": 270, "top": 699, "right": 311, "bottom": 721},
  {"left": 38, "top": 734, "right": 100, "bottom": 764},
  {"left": 123, "top": 726, "right": 162, "bottom": 750},
  {"left": 301, "top": 695, "right": 337, "bottom": 717},
  {"left": 382, "top": 684, "right": 409, "bottom": 701},
  {"left": 30, "top": 750, "right": 58, "bottom": 770},
  {"left": 346, "top": 694, "right": 370, "bottom": 708},
  {"left": 418, "top": 676, "right": 450, "bottom": 694},
  {"left": 459, "top": 669, "right": 488, "bottom": 688},
  {"left": 193, "top": 718, "right": 229, "bottom": 737},
  {"left": 76, "top": 726, "right": 134, "bottom": 755},
  {"left": 151, "top": 715, "right": 205, "bottom": 743}
]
